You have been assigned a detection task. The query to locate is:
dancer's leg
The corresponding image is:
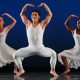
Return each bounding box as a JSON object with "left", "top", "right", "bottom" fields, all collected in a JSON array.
[
  {"left": 61, "top": 55, "right": 70, "bottom": 74},
  {"left": 14, "top": 63, "right": 19, "bottom": 74},
  {"left": 13, "top": 47, "right": 34, "bottom": 76},
  {"left": 38, "top": 47, "right": 58, "bottom": 76},
  {"left": 14, "top": 56, "right": 25, "bottom": 76}
]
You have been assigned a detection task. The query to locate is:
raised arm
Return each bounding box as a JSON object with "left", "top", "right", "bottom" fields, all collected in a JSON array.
[
  {"left": 2, "top": 13, "right": 16, "bottom": 34},
  {"left": 65, "top": 14, "right": 79, "bottom": 32},
  {"left": 20, "top": 4, "right": 34, "bottom": 28},
  {"left": 39, "top": 3, "right": 52, "bottom": 28}
]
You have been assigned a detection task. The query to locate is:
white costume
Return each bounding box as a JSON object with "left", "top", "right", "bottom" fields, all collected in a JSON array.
[
  {"left": 0, "top": 29, "right": 15, "bottom": 67},
  {"left": 13, "top": 23, "right": 57, "bottom": 69},
  {"left": 58, "top": 30, "right": 80, "bottom": 69}
]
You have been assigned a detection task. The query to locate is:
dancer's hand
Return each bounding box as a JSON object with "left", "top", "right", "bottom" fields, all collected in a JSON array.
[
  {"left": 2, "top": 13, "right": 14, "bottom": 19},
  {"left": 24, "top": 4, "right": 35, "bottom": 7},
  {"left": 2, "top": 13, "right": 16, "bottom": 34},
  {"left": 38, "top": 3, "right": 47, "bottom": 7},
  {"left": 2, "top": 13, "right": 10, "bottom": 16},
  {"left": 70, "top": 14, "right": 79, "bottom": 19}
]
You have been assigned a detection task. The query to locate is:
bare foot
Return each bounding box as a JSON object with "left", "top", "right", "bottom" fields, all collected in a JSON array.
[
  {"left": 62, "top": 69, "right": 70, "bottom": 74},
  {"left": 16, "top": 70, "right": 25, "bottom": 77},
  {"left": 50, "top": 71, "right": 59, "bottom": 77},
  {"left": 50, "top": 76, "right": 59, "bottom": 80},
  {"left": 14, "top": 75, "right": 25, "bottom": 80},
  {"left": 14, "top": 70, "right": 19, "bottom": 75},
  {"left": 14, "top": 70, "right": 16, "bottom": 74}
]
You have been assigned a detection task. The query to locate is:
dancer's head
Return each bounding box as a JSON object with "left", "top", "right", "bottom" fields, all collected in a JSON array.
[
  {"left": 77, "top": 20, "right": 80, "bottom": 29},
  {"left": 0, "top": 17, "right": 4, "bottom": 28},
  {"left": 31, "top": 10, "right": 41, "bottom": 22}
]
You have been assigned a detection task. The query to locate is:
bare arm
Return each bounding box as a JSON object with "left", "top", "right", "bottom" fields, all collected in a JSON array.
[
  {"left": 39, "top": 3, "right": 52, "bottom": 28},
  {"left": 65, "top": 15, "right": 79, "bottom": 32},
  {"left": 20, "top": 4, "right": 34, "bottom": 28},
  {"left": 2, "top": 13, "right": 16, "bottom": 34}
]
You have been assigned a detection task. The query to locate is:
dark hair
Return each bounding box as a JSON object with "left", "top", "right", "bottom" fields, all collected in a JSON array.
[{"left": 31, "top": 10, "right": 41, "bottom": 16}]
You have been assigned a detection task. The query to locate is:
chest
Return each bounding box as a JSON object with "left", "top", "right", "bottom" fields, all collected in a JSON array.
[{"left": 27, "top": 26, "right": 43, "bottom": 34}]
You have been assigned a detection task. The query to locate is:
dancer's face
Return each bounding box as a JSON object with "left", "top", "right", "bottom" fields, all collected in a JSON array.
[
  {"left": 31, "top": 12, "right": 40, "bottom": 22},
  {"left": 77, "top": 20, "right": 80, "bottom": 29},
  {"left": 0, "top": 17, "right": 4, "bottom": 28}
]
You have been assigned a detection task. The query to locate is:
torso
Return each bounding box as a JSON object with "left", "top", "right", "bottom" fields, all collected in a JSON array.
[
  {"left": 73, "top": 29, "right": 80, "bottom": 50},
  {"left": 27, "top": 23, "right": 44, "bottom": 46},
  {"left": 0, "top": 28, "right": 6, "bottom": 43}
]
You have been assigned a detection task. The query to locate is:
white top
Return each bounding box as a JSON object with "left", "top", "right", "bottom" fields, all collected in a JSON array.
[
  {"left": 73, "top": 30, "right": 80, "bottom": 52},
  {"left": 0, "top": 29, "right": 15, "bottom": 67},
  {"left": 0, "top": 30, "right": 6, "bottom": 44},
  {"left": 27, "top": 23, "right": 44, "bottom": 46}
]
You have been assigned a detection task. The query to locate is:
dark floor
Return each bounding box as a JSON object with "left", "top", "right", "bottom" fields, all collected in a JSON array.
[{"left": 0, "top": 72, "right": 80, "bottom": 80}]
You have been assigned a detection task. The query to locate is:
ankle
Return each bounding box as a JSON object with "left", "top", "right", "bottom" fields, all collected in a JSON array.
[
  {"left": 51, "top": 68, "right": 56, "bottom": 72},
  {"left": 65, "top": 68, "right": 70, "bottom": 70}
]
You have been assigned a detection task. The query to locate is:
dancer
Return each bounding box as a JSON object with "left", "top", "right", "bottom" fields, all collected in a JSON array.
[
  {"left": 58, "top": 14, "right": 80, "bottom": 74},
  {"left": 13, "top": 3, "right": 58, "bottom": 77},
  {"left": 0, "top": 13, "right": 18, "bottom": 73}
]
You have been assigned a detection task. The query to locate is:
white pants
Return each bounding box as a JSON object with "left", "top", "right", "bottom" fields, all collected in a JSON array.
[{"left": 13, "top": 45, "right": 57, "bottom": 70}]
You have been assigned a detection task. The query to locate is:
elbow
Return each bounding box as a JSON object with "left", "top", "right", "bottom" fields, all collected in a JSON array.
[
  {"left": 20, "top": 12, "right": 24, "bottom": 16},
  {"left": 20, "top": 11, "right": 25, "bottom": 16},
  {"left": 64, "top": 21, "right": 67, "bottom": 26},
  {"left": 15, "top": 20, "right": 16, "bottom": 24},
  {"left": 48, "top": 13, "right": 52, "bottom": 19},
  {"left": 64, "top": 22, "right": 66, "bottom": 26},
  {"left": 20, "top": 13, "right": 24, "bottom": 17},
  {"left": 47, "top": 8, "right": 53, "bottom": 17},
  {"left": 14, "top": 20, "right": 16, "bottom": 24},
  {"left": 51, "top": 12, "right": 53, "bottom": 17},
  {"left": 20, "top": 13, "right": 22, "bottom": 16},
  {"left": 48, "top": 11, "right": 52, "bottom": 18},
  {"left": 50, "top": 12, "right": 52, "bottom": 18},
  {"left": 12, "top": 19, "right": 16, "bottom": 25}
]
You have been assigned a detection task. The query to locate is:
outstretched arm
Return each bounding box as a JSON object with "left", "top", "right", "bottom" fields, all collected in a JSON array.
[
  {"left": 2, "top": 13, "right": 16, "bottom": 34},
  {"left": 65, "top": 14, "right": 79, "bottom": 32},
  {"left": 20, "top": 4, "right": 34, "bottom": 28},
  {"left": 39, "top": 3, "right": 52, "bottom": 29}
]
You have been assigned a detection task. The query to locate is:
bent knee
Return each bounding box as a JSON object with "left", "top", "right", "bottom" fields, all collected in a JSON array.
[
  {"left": 13, "top": 50, "right": 21, "bottom": 59},
  {"left": 58, "top": 53, "right": 66, "bottom": 59},
  {"left": 51, "top": 51, "right": 57, "bottom": 58}
]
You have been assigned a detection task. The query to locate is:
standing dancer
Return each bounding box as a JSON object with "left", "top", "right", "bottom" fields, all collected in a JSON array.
[
  {"left": 58, "top": 14, "right": 80, "bottom": 74},
  {"left": 13, "top": 3, "right": 58, "bottom": 77}
]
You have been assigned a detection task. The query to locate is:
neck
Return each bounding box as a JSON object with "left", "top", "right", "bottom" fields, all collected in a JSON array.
[
  {"left": 33, "top": 21, "right": 38, "bottom": 25},
  {"left": 0, "top": 27, "right": 3, "bottom": 32}
]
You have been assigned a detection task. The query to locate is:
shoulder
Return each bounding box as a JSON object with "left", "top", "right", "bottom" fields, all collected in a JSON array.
[
  {"left": 39, "top": 22, "right": 46, "bottom": 30},
  {"left": 3, "top": 27, "right": 9, "bottom": 35},
  {"left": 72, "top": 29, "right": 76, "bottom": 35},
  {"left": 27, "top": 23, "right": 32, "bottom": 29}
]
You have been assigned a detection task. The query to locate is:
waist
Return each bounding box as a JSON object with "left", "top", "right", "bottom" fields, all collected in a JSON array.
[
  {"left": 29, "top": 42, "right": 43, "bottom": 46},
  {"left": 28, "top": 44, "right": 44, "bottom": 48},
  {"left": 28, "top": 41, "right": 43, "bottom": 46},
  {"left": 73, "top": 44, "right": 80, "bottom": 50}
]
